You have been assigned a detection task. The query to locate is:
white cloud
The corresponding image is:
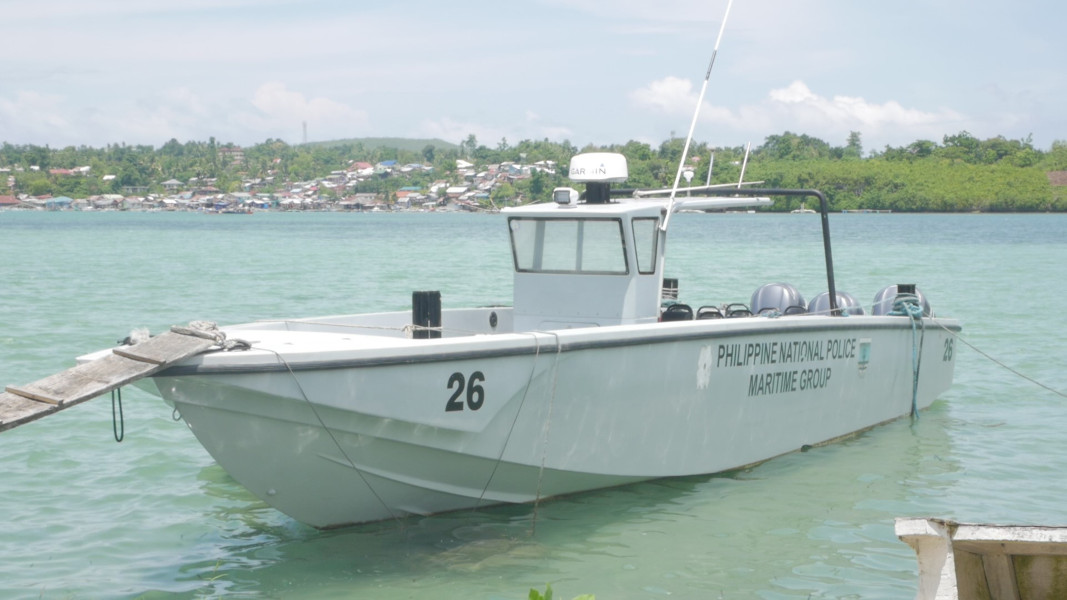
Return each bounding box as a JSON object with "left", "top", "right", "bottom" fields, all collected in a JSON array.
[
  {"left": 541, "top": 0, "right": 733, "bottom": 27},
  {"left": 0, "top": 91, "right": 71, "bottom": 134},
  {"left": 236, "top": 82, "right": 369, "bottom": 137},
  {"left": 416, "top": 118, "right": 485, "bottom": 146},
  {"left": 767, "top": 81, "right": 962, "bottom": 130},
  {"left": 522, "top": 111, "right": 574, "bottom": 142},
  {"left": 417, "top": 113, "right": 575, "bottom": 148},
  {"left": 630, "top": 77, "right": 969, "bottom": 148},
  {"left": 0, "top": 82, "right": 370, "bottom": 147},
  {"left": 11, "top": 0, "right": 282, "bottom": 20},
  {"left": 3, "top": 1, "right": 1060, "bottom": 150},
  {"left": 629, "top": 76, "right": 698, "bottom": 116}
]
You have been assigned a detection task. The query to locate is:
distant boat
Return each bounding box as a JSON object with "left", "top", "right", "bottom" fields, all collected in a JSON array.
[{"left": 791, "top": 203, "right": 816, "bottom": 214}]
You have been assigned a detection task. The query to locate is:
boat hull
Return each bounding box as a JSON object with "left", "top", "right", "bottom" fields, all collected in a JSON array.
[{"left": 153, "top": 314, "right": 959, "bottom": 528}]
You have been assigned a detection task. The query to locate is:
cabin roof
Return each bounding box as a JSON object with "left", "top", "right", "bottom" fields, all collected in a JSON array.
[{"left": 502, "top": 199, "right": 666, "bottom": 218}]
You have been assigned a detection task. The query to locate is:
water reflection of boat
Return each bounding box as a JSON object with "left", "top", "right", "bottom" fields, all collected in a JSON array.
[{"left": 170, "top": 412, "right": 958, "bottom": 597}]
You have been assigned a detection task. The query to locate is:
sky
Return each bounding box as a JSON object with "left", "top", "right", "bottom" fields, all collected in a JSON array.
[{"left": 2, "top": 0, "right": 1064, "bottom": 155}]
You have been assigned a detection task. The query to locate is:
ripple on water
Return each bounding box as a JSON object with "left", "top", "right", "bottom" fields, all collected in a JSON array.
[{"left": 2, "top": 212, "right": 1066, "bottom": 598}]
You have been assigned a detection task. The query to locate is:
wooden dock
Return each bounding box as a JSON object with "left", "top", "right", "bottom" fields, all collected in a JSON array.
[
  {"left": 897, "top": 517, "right": 1067, "bottom": 599},
  {"left": 1, "top": 330, "right": 218, "bottom": 432}
]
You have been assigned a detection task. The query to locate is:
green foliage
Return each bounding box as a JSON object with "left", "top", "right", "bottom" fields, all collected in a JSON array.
[
  {"left": 529, "top": 584, "right": 552, "bottom": 600},
  {"left": 513, "top": 168, "right": 567, "bottom": 205},
  {"left": 528, "top": 583, "right": 594, "bottom": 600},
  {"left": 760, "top": 131, "right": 833, "bottom": 160},
  {"left": 0, "top": 132, "right": 1060, "bottom": 211},
  {"left": 307, "top": 137, "right": 458, "bottom": 153},
  {"left": 491, "top": 181, "right": 518, "bottom": 205},
  {"left": 748, "top": 153, "right": 1053, "bottom": 212},
  {"left": 1042, "top": 140, "right": 1067, "bottom": 171},
  {"left": 28, "top": 178, "right": 51, "bottom": 196},
  {"left": 843, "top": 131, "right": 863, "bottom": 160}
]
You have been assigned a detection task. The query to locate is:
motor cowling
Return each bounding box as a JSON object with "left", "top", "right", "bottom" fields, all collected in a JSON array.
[
  {"left": 807, "top": 291, "right": 864, "bottom": 316},
  {"left": 751, "top": 283, "right": 806, "bottom": 315},
  {"left": 872, "top": 284, "right": 931, "bottom": 316}
]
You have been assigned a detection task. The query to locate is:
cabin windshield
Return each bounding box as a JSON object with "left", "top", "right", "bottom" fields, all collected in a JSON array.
[
  {"left": 508, "top": 217, "right": 628, "bottom": 274},
  {"left": 632, "top": 217, "right": 659, "bottom": 274}
]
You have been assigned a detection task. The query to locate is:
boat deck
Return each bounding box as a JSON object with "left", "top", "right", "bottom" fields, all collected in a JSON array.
[{"left": 234, "top": 306, "right": 513, "bottom": 339}]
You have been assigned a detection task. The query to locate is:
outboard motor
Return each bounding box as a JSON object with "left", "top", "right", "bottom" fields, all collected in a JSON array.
[
  {"left": 872, "top": 284, "right": 931, "bottom": 316},
  {"left": 751, "top": 283, "right": 806, "bottom": 315},
  {"left": 807, "top": 291, "right": 864, "bottom": 316}
]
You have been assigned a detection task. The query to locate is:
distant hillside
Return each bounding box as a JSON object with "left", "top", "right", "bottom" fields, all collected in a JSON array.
[{"left": 305, "top": 137, "right": 460, "bottom": 152}]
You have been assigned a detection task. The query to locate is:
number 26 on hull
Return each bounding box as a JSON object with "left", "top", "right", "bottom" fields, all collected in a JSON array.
[{"left": 445, "top": 371, "right": 485, "bottom": 412}]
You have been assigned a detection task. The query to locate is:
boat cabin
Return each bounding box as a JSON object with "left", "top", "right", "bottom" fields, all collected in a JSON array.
[{"left": 502, "top": 153, "right": 668, "bottom": 331}]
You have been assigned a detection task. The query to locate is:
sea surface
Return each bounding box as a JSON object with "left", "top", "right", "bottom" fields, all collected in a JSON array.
[{"left": 1, "top": 209, "right": 1064, "bottom": 599}]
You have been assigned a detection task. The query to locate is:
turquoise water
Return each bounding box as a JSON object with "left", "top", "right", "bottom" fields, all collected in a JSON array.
[{"left": 1, "top": 210, "right": 1065, "bottom": 599}]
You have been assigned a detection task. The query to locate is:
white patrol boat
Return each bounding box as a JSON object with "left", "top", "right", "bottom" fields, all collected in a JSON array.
[{"left": 55, "top": 152, "right": 954, "bottom": 528}]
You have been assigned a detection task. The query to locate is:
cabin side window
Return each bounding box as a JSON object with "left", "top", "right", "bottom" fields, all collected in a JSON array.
[
  {"left": 632, "top": 217, "right": 659, "bottom": 274},
  {"left": 509, "top": 217, "right": 628, "bottom": 274}
]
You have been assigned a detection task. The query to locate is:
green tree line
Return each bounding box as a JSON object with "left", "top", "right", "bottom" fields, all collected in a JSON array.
[{"left": 3, "top": 130, "right": 1065, "bottom": 211}]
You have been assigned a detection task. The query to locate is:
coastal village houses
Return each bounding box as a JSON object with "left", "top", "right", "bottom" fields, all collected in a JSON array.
[{"left": 1, "top": 145, "right": 557, "bottom": 212}]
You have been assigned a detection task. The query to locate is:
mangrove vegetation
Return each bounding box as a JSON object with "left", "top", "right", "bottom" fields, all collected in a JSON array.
[{"left": 2, "top": 130, "right": 1065, "bottom": 212}]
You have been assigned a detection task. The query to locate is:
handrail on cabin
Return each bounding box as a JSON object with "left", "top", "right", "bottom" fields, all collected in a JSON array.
[{"left": 684, "top": 188, "right": 839, "bottom": 315}]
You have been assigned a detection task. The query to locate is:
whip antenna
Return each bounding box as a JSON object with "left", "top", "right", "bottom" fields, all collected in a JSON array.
[
  {"left": 737, "top": 141, "right": 751, "bottom": 188},
  {"left": 661, "top": 0, "right": 735, "bottom": 232}
]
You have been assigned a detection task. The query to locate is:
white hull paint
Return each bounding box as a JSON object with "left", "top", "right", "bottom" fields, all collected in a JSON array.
[
  {"left": 152, "top": 310, "right": 958, "bottom": 528},
  {"left": 72, "top": 152, "right": 964, "bottom": 528}
]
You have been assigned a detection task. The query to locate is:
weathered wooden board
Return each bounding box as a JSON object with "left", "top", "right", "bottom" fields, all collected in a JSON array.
[
  {"left": 113, "top": 331, "right": 216, "bottom": 365},
  {"left": 6, "top": 353, "right": 160, "bottom": 406},
  {"left": 897, "top": 518, "right": 1067, "bottom": 600},
  {"left": 0, "top": 391, "right": 60, "bottom": 432},
  {"left": 1, "top": 331, "right": 218, "bottom": 432}
]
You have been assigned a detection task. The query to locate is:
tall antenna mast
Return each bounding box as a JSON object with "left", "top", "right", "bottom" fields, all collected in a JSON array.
[
  {"left": 660, "top": 0, "right": 735, "bottom": 232},
  {"left": 737, "top": 141, "right": 751, "bottom": 187}
]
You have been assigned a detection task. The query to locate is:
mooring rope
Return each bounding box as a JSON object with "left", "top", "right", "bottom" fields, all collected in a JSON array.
[
  {"left": 260, "top": 346, "right": 400, "bottom": 523},
  {"left": 530, "top": 331, "right": 563, "bottom": 534},
  {"left": 928, "top": 320, "right": 1067, "bottom": 400},
  {"left": 889, "top": 293, "right": 926, "bottom": 419},
  {"left": 110, "top": 388, "right": 124, "bottom": 443},
  {"left": 475, "top": 331, "right": 549, "bottom": 509},
  {"left": 170, "top": 321, "right": 251, "bottom": 351},
  {"left": 171, "top": 320, "right": 227, "bottom": 343}
]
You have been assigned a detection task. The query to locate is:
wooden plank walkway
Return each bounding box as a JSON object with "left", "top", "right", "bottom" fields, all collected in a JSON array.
[
  {"left": 1, "top": 331, "right": 217, "bottom": 432},
  {"left": 897, "top": 517, "right": 1067, "bottom": 600}
]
